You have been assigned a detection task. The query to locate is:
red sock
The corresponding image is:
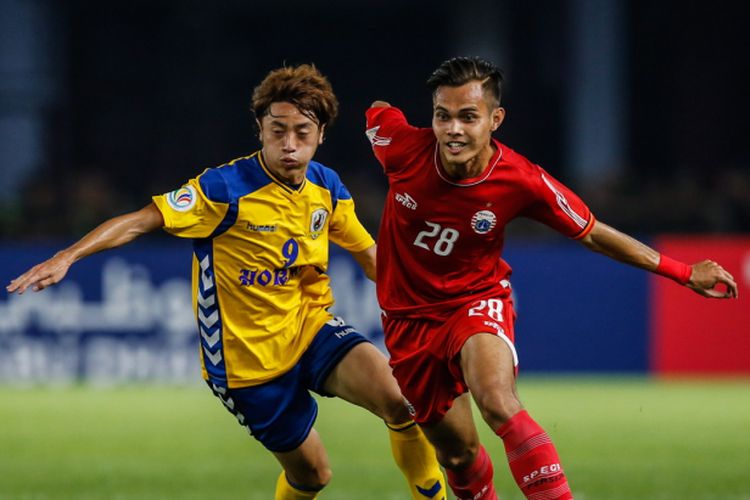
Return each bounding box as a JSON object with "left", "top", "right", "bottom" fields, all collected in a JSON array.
[
  {"left": 496, "top": 410, "right": 572, "bottom": 499},
  {"left": 445, "top": 445, "right": 497, "bottom": 500}
]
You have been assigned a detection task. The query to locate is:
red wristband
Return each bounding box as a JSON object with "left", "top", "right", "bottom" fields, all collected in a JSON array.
[{"left": 655, "top": 255, "right": 692, "bottom": 285}]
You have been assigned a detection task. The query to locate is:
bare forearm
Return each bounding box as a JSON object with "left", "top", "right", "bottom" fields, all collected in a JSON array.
[
  {"left": 7, "top": 203, "right": 164, "bottom": 294},
  {"left": 580, "top": 220, "right": 738, "bottom": 298},
  {"left": 52, "top": 203, "right": 164, "bottom": 271},
  {"left": 352, "top": 244, "right": 377, "bottom": 282},
  {"left": 63, "top": 204, "right": 163, "bottom": 263},
  {"left": 579, "top": 221, "right": 660, "bottom": 272}
]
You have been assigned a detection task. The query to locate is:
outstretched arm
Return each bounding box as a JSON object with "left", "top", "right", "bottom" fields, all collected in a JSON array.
[
  {"left": 351, "top": 244, "right": 377, "bottom": 282},
  {"left": 579, "top": 221, "right": 738, "bottom": 299},
  {"left": 6, "top": 203, "right": 164, "bottom": 294}
]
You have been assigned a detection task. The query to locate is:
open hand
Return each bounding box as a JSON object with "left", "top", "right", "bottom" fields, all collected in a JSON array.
[{"left": 6, "top": 252, "right": 74, "bottom": 294}]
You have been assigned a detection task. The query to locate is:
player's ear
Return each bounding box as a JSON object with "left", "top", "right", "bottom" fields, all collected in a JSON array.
[
  {"left": 318, "top": 124, "right": 326, "bottom": 145},
  {"left": 255, "top": 119, "right": 263, "bottom": 142},
  {"left": 491, "top": 107, "right": 505, "bottom": 132}
]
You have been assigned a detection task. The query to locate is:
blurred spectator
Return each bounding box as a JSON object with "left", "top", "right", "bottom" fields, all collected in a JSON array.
[
  {"left": 578, "top": 166, "right": 750, "bottom": 236},
  {"left": 4, "top": 162, "right": 749, "bottom": 242},
  {"left": 64, "top": 169, "right": 125, "bottom": 236}
]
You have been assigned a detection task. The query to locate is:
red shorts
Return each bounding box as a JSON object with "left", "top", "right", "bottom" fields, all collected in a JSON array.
[{"left": 383, "top": 295, "right": 517, "bottom": 425}]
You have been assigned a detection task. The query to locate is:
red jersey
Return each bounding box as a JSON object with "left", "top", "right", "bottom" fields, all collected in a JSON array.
[{"left": 366, "top": 106, "right": 595, "bottom": 321}]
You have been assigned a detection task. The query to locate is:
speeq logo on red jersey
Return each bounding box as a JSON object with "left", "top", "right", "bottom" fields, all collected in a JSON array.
[
  {"left": 483, "top": 320, "right": 505, "bottom": 336},
  {"left": 395, "top": 192, "right": 417, "bottom": 210}
]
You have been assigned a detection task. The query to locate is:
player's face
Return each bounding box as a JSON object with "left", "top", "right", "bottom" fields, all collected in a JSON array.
[
  {"left": 258, "top": 102, "right": 325, "bottom": 185},
  {"left": 432, "top": 81, "right": 504, "bottom": 179}
]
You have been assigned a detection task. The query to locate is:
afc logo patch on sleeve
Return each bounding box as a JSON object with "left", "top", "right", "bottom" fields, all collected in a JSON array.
[{"left": 166, "top": 185, "right": 197, "bottom": 212}]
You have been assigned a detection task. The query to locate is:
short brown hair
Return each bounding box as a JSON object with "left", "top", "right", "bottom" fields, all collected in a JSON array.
[
  {"left": 251, "top": 64, "right": 339, "bottom": 127},
  {"left": 427, "top": 57, "right": 503, "bottom": 106}
]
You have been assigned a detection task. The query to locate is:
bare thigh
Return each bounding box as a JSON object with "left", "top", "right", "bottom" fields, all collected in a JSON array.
[
  {"left": 322, "top": 342, "right": 412, "bottom": 424},
  {"left": 461, "top": 333, "right": 523, "bottom": 430}
]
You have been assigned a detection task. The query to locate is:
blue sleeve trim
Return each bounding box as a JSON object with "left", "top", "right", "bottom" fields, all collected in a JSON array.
[
  {"left": 198, "top": 169, "right": 231, "bottom": 203},
  {"left": 209, "top": 198, "right": 239, "bottom": 239},
  {"left": 209, "top": 167, "right": 239, "bottom": 238},
  {"left": 200, "top": 155, "right": 272, "bottom": 203},
  {"left": 198, "top": 156, "right": 270, "bottom": 238},
  {"left": 306, "top": 162, "right": 352, "bottom": 211}
]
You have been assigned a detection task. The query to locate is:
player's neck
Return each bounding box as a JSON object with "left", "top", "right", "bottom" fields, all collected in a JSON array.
[
  {"left": 263, "top": 158, "right": 307, "bottom": 187},
  {"left": 278, "top": 172, "right": 306, "bottom": 188},
  {"left": 441, "top": 144, "right": 496, "bottom": 180}
]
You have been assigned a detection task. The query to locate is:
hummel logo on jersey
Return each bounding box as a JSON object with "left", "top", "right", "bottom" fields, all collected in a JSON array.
[
  {"left": 395, "top": 192, "right": 417, "bottom": 210},
  {"left": 365, "top": 125, "right": 392, "bottom": 146},
  {"left": 245, "top": 223, "right": 277, "bottom": 232},
  {"left": 334, "top": 327, "right": 355, "bottom": 339}
]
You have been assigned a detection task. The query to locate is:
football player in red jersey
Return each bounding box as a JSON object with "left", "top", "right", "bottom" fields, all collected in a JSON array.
[{"left": 365, "top": 56, "right": 738, "bottom": 500}]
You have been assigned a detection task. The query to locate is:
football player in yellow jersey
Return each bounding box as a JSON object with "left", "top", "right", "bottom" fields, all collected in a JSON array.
[{"left": 7, "top": 65, "right": 446, "bottom": 499}]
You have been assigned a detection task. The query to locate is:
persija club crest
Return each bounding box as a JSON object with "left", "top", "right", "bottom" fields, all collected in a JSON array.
[
  {"left": 310, "top": 208, "right": 329, "bottom": 238},
  {"left": 471, "top": 210, "right": 497, "bottom": 234}
]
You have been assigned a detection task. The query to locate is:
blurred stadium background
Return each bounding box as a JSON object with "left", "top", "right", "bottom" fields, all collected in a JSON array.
[{"left": 1, "top": 0, "right": 748, "bottom": 498}]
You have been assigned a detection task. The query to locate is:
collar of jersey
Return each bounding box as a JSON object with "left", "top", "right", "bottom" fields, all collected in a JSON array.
[
  {"left": 433, "top": 138, "right": 503, "bottom": 187},
  {"left": 258, "top": 151, "right": 307, "bottom": 194}
]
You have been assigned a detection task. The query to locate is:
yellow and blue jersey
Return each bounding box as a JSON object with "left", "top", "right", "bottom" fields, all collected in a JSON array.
[{"left": 152, "top": 152, "right": 374, "bottom": 388}]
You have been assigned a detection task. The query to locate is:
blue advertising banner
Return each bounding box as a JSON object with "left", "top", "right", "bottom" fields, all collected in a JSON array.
[
  {"left": 0, "top": 242, "right": 198, "bottom": 384},
  {"left": 504, "top": 242, "right": 649, "bottom": 373},
  {"left": 0, "top": 242, "right": 382, "bottom": 385},
  {"left": 0, "top": 240, "right": 649, "bottom": 384}
]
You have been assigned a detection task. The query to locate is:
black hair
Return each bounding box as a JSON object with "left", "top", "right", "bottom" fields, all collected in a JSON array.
[{"left": 426, "top": 56, "right": 503, "bottom": 106}]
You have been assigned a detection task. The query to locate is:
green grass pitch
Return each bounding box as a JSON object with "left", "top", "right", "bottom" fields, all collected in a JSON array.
[{"left": 1, "top": 377, "right": 749, "bottom": 499}]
